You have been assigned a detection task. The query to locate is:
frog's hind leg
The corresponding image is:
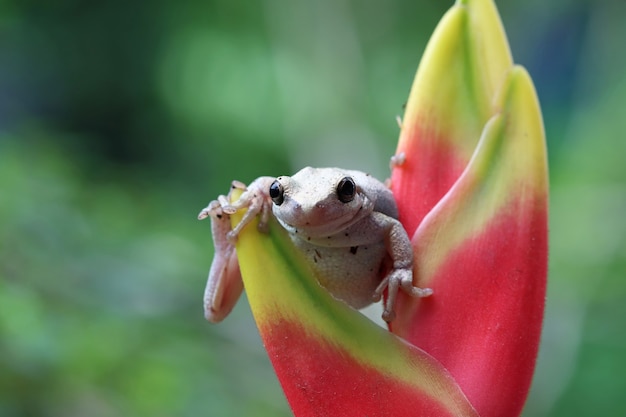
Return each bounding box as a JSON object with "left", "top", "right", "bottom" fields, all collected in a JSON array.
[{"left": 201, "top": 204, "right": 244, "bottom": 323}]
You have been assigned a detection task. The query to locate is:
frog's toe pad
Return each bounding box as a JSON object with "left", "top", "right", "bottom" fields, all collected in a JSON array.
[{"left": 403, "top": 283, "right": 433, "bottom": 298}]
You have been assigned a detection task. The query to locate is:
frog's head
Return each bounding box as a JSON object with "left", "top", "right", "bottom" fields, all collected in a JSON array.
[{"left": 269, "top": 167, "right": 374, "bottom": 237}]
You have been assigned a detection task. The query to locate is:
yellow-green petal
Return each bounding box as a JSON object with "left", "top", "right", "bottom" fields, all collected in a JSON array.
[
  {"left": 392, "top": 0, "right": 514, "bottom": 235},
  {"left": 230, "top": 192, "right": 479, "bottom": 416}
]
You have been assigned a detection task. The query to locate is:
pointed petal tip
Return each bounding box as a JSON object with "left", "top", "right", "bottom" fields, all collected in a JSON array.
[{"left": 393, "top": 61, "right": 548, "bottom": 417}]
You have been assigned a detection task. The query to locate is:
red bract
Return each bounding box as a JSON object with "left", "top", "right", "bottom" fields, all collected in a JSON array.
[
  {"left": 229, "top": 204, "right": 479, "bottom": 417},
  {"left": 391, "top": 69, "right": 548, "bottom": 417},
  {"left": 389, "top": 1, "right": 548, "bottom": 415}
]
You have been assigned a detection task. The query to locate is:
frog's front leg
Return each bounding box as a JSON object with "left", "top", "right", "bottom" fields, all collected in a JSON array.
[
  {"left": 371, "top": 212, "right": 433, "bottom": 322},
  {"left": 218, "top": 177, "right": 275, "bottom": 239}
]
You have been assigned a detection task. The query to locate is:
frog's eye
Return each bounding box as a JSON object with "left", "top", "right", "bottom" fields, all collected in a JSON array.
[
  {"left": 269, "top": 180, "right": 284, "bottom": 205},
  {"left": 336, "top": 176, "right": 356, "bottom": 203}
]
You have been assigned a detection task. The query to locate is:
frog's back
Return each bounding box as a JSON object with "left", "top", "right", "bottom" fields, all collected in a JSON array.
[{"left": 346, "top": 169, "right": 399, "bottom": 219}]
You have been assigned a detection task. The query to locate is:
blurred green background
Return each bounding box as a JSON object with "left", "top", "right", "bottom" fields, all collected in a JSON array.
[{"left": 1, "top": 0, "right": 624, "bottom": 416}]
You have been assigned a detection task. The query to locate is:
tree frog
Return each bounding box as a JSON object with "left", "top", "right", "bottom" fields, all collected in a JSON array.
[{"left": 198, "top": 167, "right": 432, "bottom": 323}]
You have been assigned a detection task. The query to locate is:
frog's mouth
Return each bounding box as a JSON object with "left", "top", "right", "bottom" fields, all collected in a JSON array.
[
  {"left": 275, "top": 203, "right": 372, "bottom": 238},
  {"left": 272, "top": 192, "right": 377, "bottom": 238}
]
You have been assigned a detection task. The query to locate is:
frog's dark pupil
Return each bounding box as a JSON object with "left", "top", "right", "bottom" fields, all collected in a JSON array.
[
  {"left": 269, "top": 180, "right": 284, "bottom": 205},
  {"left": 337, "top": 177, "right": 356, "bottom": 203}
]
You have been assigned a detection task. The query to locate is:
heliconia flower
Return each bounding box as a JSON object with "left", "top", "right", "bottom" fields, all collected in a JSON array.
[
  {"left": 389, "top": 0, "right": 548, "bottom": 416},
  {"left": 218, "top": 0, "right": 548, "bottom": 416}
]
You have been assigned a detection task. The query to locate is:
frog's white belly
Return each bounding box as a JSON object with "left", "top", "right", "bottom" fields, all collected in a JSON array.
[{"left": 290, "top": 237, "right": 388, "bottom": 309}]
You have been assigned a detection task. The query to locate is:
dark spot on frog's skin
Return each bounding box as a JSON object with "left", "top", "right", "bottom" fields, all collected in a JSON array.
[
  {"left": 313, "top": 249, "right": 322, "bottom": 263},
  {"left": 344, "top": 232, "right": 349, "bottom": 237},
  {"left": 307, "top": 236, "right": 311, "bottom": 241},
  {"left": 350, "top": 246, "right": 358, "bottom": 255}
]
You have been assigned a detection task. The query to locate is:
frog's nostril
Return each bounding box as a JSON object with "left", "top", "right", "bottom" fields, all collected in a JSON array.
[{"left": 283, "top": 203, "right": 303, "bottom": 220}]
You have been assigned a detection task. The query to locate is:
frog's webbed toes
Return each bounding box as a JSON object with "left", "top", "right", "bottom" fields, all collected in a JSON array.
[
  {"left": 225, "top": 230, "right": 239, "bottom": 244},
  {"left": 230, "top": 180, "right": 248, "bottom": 191},
  {"left": 221, "top": 205, "right": 238, "bottom": 215},
  {"left": 376, "top": 267, "right": 433, "bottom": 322},
  {"left": 202, "top": 176, "right": 274, "bottom": 245},
  {"left": 386, "top": 152, "right": 407, "bottom": 188},
  {"left": 198, "top": 208, "right": 211, "bottom": 221},
  {"left": 389, "top": 152, "right": 406, "bottom": 168},
  {"left": 256, "top": 221, "right": 269, "bottom": 233},
  {"left": 404, "top": 285, "right": 433, "bottom": 298},
  {"left": 382, "top": 306, "right": 396, "bottom": 322},
  {"left": 198, "top": 200, "right": 225, "bottom": 220}
]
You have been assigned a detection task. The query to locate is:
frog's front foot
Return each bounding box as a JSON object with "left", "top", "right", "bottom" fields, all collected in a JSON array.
[
  {"left": 198, "top": 181, "right": 248, "bottom": 220},
  {"left": 389, "top": 152, "right": 406, "bottom": 168},
  {"left": 198, "top": 200, "right": 225, "bottom": 221},
  {"left": 374, "top": 268, "right": 433, "bottom": 322},
  {"left": 387, "top": 153, "right": 407, "bottom": 187},
  {"left": 201, "top": 176, "right": 276, "bottom": 244},
  {"left": 197, "top": 201, "right": 240, "bottom": 245}
]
